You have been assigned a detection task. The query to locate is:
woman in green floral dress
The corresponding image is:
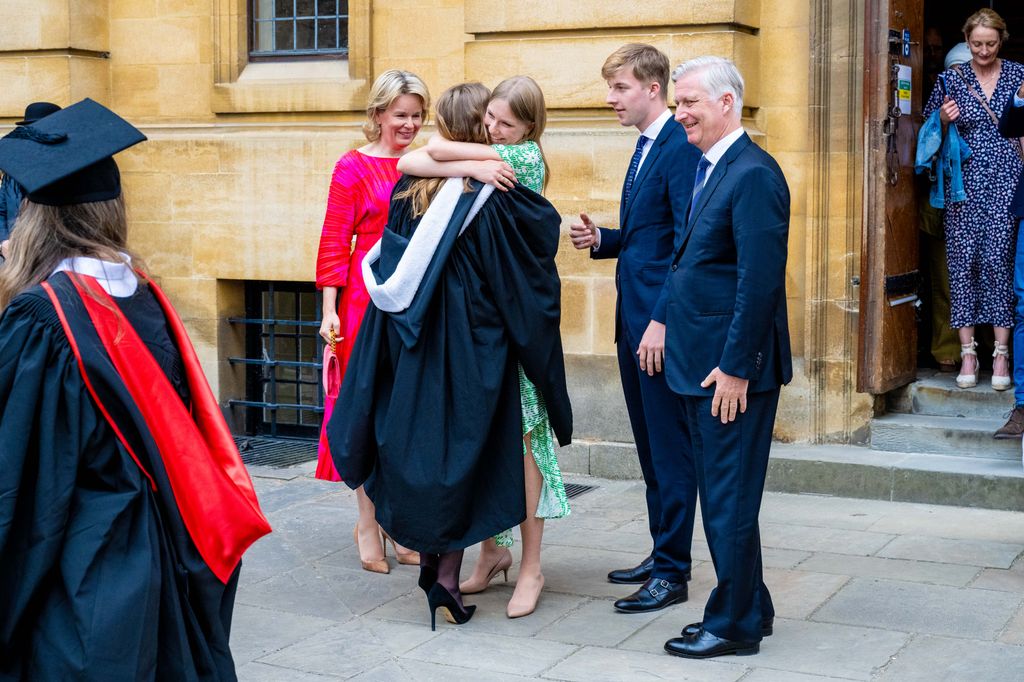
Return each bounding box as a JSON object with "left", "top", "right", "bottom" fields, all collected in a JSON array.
[{"left": 398, "top": 76, "right": 568, "bottom": 618}]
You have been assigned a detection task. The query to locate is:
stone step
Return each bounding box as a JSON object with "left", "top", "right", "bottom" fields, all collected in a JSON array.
[
  {"left": 870, "top": 413, "right": 1019, "bottom": 461},
  {"left": 887, "top": 370, "right": 1015, "bottom": 419},
  {"left": 558, "top": 440, "right": 1024, "bottom": 511}
]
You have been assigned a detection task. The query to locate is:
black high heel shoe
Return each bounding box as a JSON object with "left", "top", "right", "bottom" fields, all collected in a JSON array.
[{"left": 426, "top": 583, "right": 476, "bottom": 631}]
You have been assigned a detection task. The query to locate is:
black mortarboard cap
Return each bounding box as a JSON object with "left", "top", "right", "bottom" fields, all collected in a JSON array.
[
  {"left": 0, "top": 98, "right": 146, "bottom": 206},
  {"left": 16, "top": 101, "right": 61, "bottom": 126}
]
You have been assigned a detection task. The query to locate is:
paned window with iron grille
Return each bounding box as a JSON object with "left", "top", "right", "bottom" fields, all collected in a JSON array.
[
  {"left": 228, "top": 281, "right": 324, "bottom": 439},
  {"left": 250, "top": 0, "right": 348, "bottom": 58}
]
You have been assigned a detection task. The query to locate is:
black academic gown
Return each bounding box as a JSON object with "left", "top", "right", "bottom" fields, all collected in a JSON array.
[
  {"left": 328, "top": 178, "right": 572, "bottom": 554},
  {"left": 0, "top": 274, "right": 242, "bottom": 681}
]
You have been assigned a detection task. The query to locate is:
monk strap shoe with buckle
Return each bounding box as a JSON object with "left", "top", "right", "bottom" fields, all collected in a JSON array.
[
  {"left": 613, "top": 577, "right": 687, "bottom": 613},
  {"left": 994, "top": 406, "right": 1024, "bottom": 440}
]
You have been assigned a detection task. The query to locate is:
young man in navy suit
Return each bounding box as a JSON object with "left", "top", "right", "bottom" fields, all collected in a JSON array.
[
  {"left": 995, "top": 84, "right": 1024, "bottom": 438},
  {"left": 570, "top": 44, "right": 700, "bottom": 614},
  {"left": 662, "top": 56, "right": 792, "bottom": 659}
]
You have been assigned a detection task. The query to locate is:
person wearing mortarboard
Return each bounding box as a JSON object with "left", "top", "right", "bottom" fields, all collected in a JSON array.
[
  {"left": 0, "top": 99, "right": 271, "bottom": 680},
  {"left": 0, "top": 102, "right": 61, "bottom": 260}
]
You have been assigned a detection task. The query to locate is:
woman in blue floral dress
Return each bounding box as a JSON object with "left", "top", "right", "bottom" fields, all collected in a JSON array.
[{"left": 924, "top": 9, "right": 1024, "bottom": 391}]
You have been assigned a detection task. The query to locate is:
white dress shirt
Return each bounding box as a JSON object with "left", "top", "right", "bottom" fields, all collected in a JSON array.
[
  {"left": 593, "top": 109, "right": 675, "bottom": 252},
  {"left": 695, "top": 126, "right": 747, "bottom": 192}
]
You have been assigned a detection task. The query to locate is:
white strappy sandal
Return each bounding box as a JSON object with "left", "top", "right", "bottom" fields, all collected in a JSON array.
[
  {"left": 992, "top": 343, "right": 1012, "bottom": 391},
  {"left": 956, "top": 337, "right": 979, "bottom": 389}
]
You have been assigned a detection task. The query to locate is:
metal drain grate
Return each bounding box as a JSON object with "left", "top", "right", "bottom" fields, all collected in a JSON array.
[
  {"left": 235, "top": 437, "right": 318, "bottom": 468},
  {"left": 564, "top": 482, "right": 597, "bottom": 499}
]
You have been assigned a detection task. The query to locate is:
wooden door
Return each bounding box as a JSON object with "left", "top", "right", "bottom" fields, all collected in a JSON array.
[{"left": 858, "top": 0, "right": 925, "bottom": 393}]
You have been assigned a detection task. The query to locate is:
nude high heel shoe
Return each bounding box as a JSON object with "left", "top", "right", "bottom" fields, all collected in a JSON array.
[
  {"left": 353, "top": 526, "right": 389, "bottom": 574},
  {"left": 956, "top": 338, "right": 979, "bottom": 389},
  {"left": 459, "top": 548, "right": 513, "bottom": 594},
  {"left": 507, "top": 573, "right": 544, "bottom": 619},
  {"left": 381, "top": 530, "right": 420, "bottom": 566}
]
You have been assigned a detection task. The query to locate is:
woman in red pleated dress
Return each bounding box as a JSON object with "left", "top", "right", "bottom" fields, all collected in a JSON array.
[{"left": 315, "top": 70, "right": 430, "bottom": 573}]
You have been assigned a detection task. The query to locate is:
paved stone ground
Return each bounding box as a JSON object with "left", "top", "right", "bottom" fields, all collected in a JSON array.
[{"left": 232, "top": 460, "right": 1024, "bottom": 681}]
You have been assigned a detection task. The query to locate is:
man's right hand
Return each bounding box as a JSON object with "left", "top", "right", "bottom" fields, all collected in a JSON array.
[{"left": 570, "top": 212, "right": 598, "bottom": 250}]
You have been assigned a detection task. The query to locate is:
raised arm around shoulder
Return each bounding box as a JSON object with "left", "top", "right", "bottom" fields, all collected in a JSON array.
[
  {"left": 425, "top": 134, "right": 501, "bottom": 162},
  {"left": 397, "top": 148, "right": 516, "bottom": 190}
]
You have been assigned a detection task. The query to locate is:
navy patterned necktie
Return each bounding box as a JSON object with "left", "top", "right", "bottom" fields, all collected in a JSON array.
[
  {"left": 623, "top": 134, "right": 648, "bottom": 202},
  {"left": 688, "top": 156, "right": 712, "bottom": 218}
]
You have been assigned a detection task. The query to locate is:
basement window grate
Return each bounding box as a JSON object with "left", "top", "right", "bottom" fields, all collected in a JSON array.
[
  {"left": 564, "top": 483, "right": 597, "bottom": 499},
  {"left": 236, "top": 436, "right": 318, "bottom": 468}
]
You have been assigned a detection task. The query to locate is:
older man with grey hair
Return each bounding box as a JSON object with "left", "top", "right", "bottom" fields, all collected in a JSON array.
[{"left": 661, "top": 56, "right": 792, "bottom": 659}]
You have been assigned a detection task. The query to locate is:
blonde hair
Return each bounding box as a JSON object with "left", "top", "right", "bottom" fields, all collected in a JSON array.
[
  {"left": 601, "top": 43, "right": 670, "bottom": 98},
  {"left": 0, "top": 196, "right": 140, "bottom": 308},
  {"left": 363, "top": 70, "right": 431, "bottom": 142},
  {"left": 490, "top": 75, "right": 551, "bottom": 191},
  {"left": 394, "top": 82, "right": 491, "bottom": 217},
  {"left": 963, "top": 8, "right": 1009, "bottom": 45}
]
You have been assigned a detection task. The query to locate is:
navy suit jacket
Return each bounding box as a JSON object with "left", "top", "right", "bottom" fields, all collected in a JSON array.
[
  {"left": 999, "top": 95, "right": 1024, "bottom": 218},
  {"left": 665, "top": 133, "right": 793, "bottom": 397},
  {"left": 592, "top": 118, "right": 700, "bottom": 345}
]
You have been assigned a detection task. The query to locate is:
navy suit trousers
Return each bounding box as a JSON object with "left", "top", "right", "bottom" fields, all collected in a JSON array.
[
  {"left": 616, "top": 323, "right": 696, "bottom": 583},
  {"left": 680, "top": 388, "right": 779, "bottom": 642}
]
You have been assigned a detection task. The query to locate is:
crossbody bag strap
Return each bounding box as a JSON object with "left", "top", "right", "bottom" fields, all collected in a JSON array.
[{"left": 951, "top": 65, "right": 1024, "bottom": 160}]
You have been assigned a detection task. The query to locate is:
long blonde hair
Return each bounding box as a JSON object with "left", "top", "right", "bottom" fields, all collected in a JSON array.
[
  {"left": 363, "top": 70, "right": 431, "bottom": 142},
  {"left": 0, "top": 196, "right": 139, "bottom": 308},
  {"left": 395, "top": 82, "right": 491, "bottom": 217},
  {"left": 491, "top": 75, "right": 551, "bottom": 190}
]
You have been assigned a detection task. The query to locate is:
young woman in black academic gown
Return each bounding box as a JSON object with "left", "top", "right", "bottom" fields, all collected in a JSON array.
[
  {"left": 327, "top": 83, "right": 572, "bottom": 628},
  {"left": 0, "top": 103, "right": 270, "bottom": 679}
]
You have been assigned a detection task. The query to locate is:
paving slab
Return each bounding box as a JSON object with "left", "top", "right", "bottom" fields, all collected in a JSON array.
[
  {"left": 535, "top": 597, "right": 665, "bottom": 647},
  {"left": 353, "top": 659, "right": 535, "bottom": 681},
  {"left": 230, "top": 604, "right": 340, "bottom": 667},
  {"left": 969, "top": 566, "right": 1024, "bottom": 592},
  {"left": 865, "top": 503, "right": 1024, "bottom": 542},
  {"left": 812, "top": 578, "right": 1019, "bottom": 639},
  {"left": 762, "top": 568, "right": 850, "bottom": 619},
  {"left": 740, "top": 671, "right": 861, "bottom": 682},
  {"left": 402, "top": 630, "right": 578, "bottom": 677},
  {"left": 758, "top": 493, "right": 889, "bottom": 531},
  {"left": 796, "top": 552, "right": 979, "bottom": 587},
  {"left": 234, "top": 564, "right": 357, "bottom": 623},
  {"left": 237, "top": 661, "right": 341, "bottom": 680},
  {"left": 998, "top": 602, "right": 1024, "bottom": 645},
  {"left": 760, "top": 522, "right": 896, "bottom": 556},
  {"left": 876, "top": 634, "right": 1024, "bottom": 681},
  {"left": 541, "top": 645, "right": 747, "bottom": 681},
  {"left": 256, "top": 618, "right": 439, "bottom": 678},
  {"left": 740, "top": 619, "right": 909, "bottom": 680},
  {"left": 876, "top": 534, "right": 1023, "bottom": 568}
]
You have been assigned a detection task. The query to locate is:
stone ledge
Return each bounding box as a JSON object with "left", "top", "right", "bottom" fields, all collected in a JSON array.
[{"left": 559, "top": 441, "right": 1024, "bottom": 511}]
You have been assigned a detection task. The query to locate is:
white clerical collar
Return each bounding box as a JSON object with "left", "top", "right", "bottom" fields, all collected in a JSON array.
[
  {"left": 703, "top": 126, "right": 746, "bottom": 166},
  {"left": 52, "top": 253, "right": 138, "bottom": 297},
  {"left": 640, "top": 109, "right": 673, "bottom": 142}
]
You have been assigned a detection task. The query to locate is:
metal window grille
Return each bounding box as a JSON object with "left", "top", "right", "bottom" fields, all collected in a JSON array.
[
  {"left": 250, "top": 0, "right": 348, "bottom": 58},
  {"left": 228, "top": 281, "right": 324, "bottom": 439}
]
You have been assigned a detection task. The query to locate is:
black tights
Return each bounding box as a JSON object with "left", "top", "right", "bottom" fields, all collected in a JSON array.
[{"left": 420, "top": 550, "right": 465, "bottom": 605}]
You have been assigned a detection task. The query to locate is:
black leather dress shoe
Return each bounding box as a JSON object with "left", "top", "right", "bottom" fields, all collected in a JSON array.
[
  {"left": 607, "top": 555, "right": 654, "bottom": 584},
  {"left": 664, "top": 628, "right": 759, "bottom": 659},
  {"left": 613, "top": 578, "right": 687, "bottom": 613},
  {"left": 608, "top": 557, "right": 691, "bottom": 585},
  {"left": 681, "top": 618, "right": 773, "bottom": 638}
]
